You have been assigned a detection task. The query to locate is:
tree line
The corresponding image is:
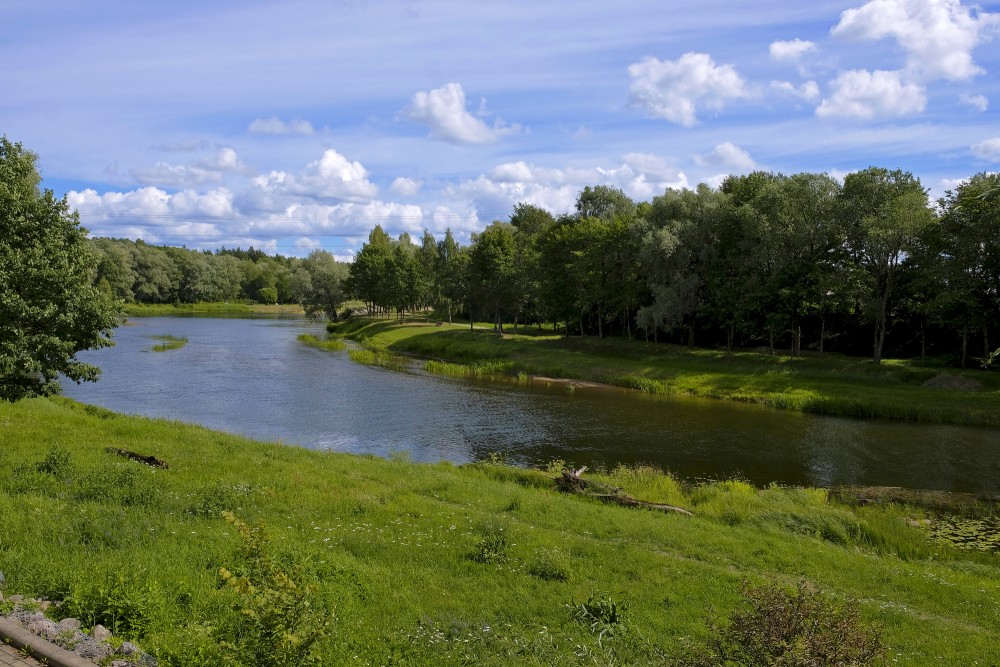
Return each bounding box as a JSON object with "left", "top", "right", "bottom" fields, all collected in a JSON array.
[{"left": 88, "top": 167, "right": 999, "bottom": 366}]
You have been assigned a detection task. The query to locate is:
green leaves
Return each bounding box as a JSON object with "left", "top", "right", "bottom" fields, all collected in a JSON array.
[{"left": 1, "top": 137, "right": 120, "bottom": 400}]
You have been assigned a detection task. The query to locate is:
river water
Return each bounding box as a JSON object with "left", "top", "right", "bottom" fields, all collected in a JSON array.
[{"left": 62, "top": 316, "right": 1000, "bottom": 494}]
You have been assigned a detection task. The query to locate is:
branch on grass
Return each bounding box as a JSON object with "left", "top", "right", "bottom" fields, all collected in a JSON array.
[{"left": 555, "top": 466, "right": 692, "bottom": 516}]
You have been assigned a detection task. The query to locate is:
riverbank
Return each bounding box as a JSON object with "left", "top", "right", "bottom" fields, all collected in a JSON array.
[
  {"left": 124, "top": 302, "right": 305, "bottom": 317},
  {"left": 330, "top": 317, "right": 1000, "bottom": 427},
  {"left": 1, "top": 397, "right": 998, "bottom": 665}
]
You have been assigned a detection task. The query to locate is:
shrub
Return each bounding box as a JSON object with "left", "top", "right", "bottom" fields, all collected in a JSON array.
[
  {"left": 682, "top": 580, "right": 884, "bottom": 666},
  {"left": 216, "top": 512, "right": 329, "bottom": 667}
]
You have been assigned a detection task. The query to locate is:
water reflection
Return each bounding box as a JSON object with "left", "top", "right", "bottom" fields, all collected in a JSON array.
[{"left": 64, "top": 317, "right": 1000, "bottom": 494}]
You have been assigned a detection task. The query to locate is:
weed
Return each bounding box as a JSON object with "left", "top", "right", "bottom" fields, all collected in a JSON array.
[
  {"left": 470, "top": 522, "right": 512, "bottom": 565},
  {"left": 680, "top": 580, "right": 884, "bottom": 667},
  {"left": 36, "top": 447, "right": 72, "bottom": 478},
  {"left": 528, "top": 548, "right": 571, "bottom": 582},
  {"left": 568, "top": 592, "right": 628, "bottom": 644},
  {"left": 216, "top": 512, "right": 329, "bottom": 667}
]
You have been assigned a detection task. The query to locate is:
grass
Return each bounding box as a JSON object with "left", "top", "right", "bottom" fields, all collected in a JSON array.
[
  {"left": 125, "top": 302, "right": 305, "bottom": 317},
  {"left": 329, "top": 316, "right": 1000, "bottom": 427},
  {"left": 148, "top": 334, "right": 188, "bottom": 352},
  {"left": 0, "top": 397, "right": 998, "bottom": 665},
  {"left": 296, "top": 333, "right": 346, "bottom": 352}
]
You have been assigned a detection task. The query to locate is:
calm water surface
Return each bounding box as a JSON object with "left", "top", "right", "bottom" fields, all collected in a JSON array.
[{"left": 63, "top": 317, "right": 1000, "bottom": 494}]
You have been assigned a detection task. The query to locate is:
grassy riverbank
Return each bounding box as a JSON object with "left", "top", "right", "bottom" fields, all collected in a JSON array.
[
  {"left": 125, "top": 302, "right": 305, "bottom": 317},
  {"left": 1, "top": 398, "right": 998, "bottom": 665},
  {"left": 330, "top": 317, "right": 1000, "bottom": 427}
]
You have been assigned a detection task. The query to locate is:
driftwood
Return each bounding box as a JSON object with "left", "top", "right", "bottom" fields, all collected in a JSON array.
[
  {"left": 555, "top": 467, "right": 692, "bottom": 516},
  {"left": 106, "top": 447, "right": 169, "bottom": 469}
]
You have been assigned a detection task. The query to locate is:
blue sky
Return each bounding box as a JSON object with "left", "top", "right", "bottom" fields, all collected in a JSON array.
[{"left": 4, "top": 0, "right": 999, "bottom": 258}]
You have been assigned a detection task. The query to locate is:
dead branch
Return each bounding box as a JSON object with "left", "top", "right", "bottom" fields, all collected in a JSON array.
[
  {"left": 106, "top": 447, "right": 169, "bottom": 469},
  {"left": 554, "top": 467, "right": 692, "bottom": 516}
]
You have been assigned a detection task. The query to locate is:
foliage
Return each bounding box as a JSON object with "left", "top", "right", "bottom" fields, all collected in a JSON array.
[
  {"left": 681, "top": 581, "right": 884, "bottom": 667},
  {"left": 0, "top": 137, "right": 120, "bottom": 400},
  {"left": 216, "top": 513, "right": 328, "bottom": 667},
  {"left": 149, "top": 334, "right": 188, "bottom": 352}
]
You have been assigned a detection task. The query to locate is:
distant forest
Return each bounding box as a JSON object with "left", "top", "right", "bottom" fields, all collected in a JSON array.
[{"left": 89, "top": 168, "right": 1000, "bottom": 366}]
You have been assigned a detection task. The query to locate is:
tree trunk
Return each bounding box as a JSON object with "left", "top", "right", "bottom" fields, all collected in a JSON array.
[
  {"left": 769, "top": 328, "right": 775, "bottom": 355},
  {"left": 921, "top": 327, "right": 926, "bottom": 361},
  {"left": 688, "top": 324, "right": 695, "bottom": 348},
  {"left": 794, "top": 326, "right": 801, "bottom": 358},
  {"left": 962, "top": 328, "right": 968, "bottom": 368},
  {"left": 726, "top": 323, "right": 734, "bottom": 353},
  {"left": 819, "top": 316, "right": 825, "bottom": 355}
]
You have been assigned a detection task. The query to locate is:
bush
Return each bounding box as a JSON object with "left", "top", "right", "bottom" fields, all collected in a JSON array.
[{"left": 682, "top": 580, "right": 884, "bottom": 666}]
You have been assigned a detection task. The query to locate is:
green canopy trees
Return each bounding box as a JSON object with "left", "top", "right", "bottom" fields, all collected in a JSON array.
[{"left": 1, "top": 138, "right": 120, "bottom": 400}]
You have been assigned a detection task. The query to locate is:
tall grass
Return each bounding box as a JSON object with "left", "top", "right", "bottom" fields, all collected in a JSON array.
[
  {"left": 296, "top": 333, "right": 345, "bottom": 352},
  {"left": 347, "top": 347, "right": 407, "bottom": 371}
]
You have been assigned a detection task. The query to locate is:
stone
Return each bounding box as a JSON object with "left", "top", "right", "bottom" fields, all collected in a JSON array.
[
  {"left": 120, "top": 641, "right": 141, "bottom": 656},
  {"left": 9, "top": 595, "right": 22, "bottom": 603},
  {"left": 59, "top": 617, "right": 82, "bottom": 631},
  {"left": 92, "top": 624, "right": 112, "bottom": 641},
  {"left": 75, "top": 638, "right": 114, "bottom": 661}
]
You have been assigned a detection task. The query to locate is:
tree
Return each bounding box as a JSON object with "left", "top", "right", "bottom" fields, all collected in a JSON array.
[
  {"left": 1, "top": 138, "right": 120, "bottom": 400},
  {"left": 299, "top": 250, "right": 348, "bottom": 320},
  {"left": 840, "top": 168, "right": 934, "bottom": 363}
]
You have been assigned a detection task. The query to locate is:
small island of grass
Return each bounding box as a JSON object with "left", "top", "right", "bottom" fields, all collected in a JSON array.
[{"left": 148, "top": 334, "right": 188, "bottom": 352}]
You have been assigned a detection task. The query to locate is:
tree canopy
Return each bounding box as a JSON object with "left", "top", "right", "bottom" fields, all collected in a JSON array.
[{"left": 1, "top": 138, "right": 120, "bottom": 400}]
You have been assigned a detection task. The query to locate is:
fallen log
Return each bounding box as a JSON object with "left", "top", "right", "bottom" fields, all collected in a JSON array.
[
  {"left": 554, "top": 467, "right": 692, "bottom": 516},
  {"left": 105, "top": 447, "right": 169, "bottom": 469}
]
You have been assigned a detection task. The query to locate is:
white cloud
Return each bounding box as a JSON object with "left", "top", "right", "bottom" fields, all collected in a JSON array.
[
  {"left": 627, "top": 52, "right": 749, "bottom": 127},
  {"left": 390, "top": 177, "right": 422, "bottom": 196},
  {"left": 769, "top": 38, "right": 817, "bottom": 61},
  {"left": 294, "top": 237, "right": 323, "bottom": 252},
  {"left": 816, "top": 69, "right": 926, "bottom": 119},
  {"left": 254, "top": 149, "right": 378, "bottom": 201},
  {"left": 452, "top": 155, "right": 689, "bottom": 220},
  {"left": 694, "top": 143, "right": 758, "bottom": 171},
  {"left": 198, "top": 147, "right": 250, "bottom": 173},
  {"left": 832, "top": 0, "right": 998, "bottom": 82},
  {"left": 248, "top": 117, "right": 316, "bottom": 135},
  {"left": 771, "top": 80, "right": 821, "bottom": 101},
  {"left": 405, "top": 83, "right": 523, "bottom": 144},
  {"left": 130, "top": 162, "right": 221, "bottom": 188},
  {"left": 971, "top": 137, "right": 1000, "bottom": 161},
  {"left": 959, "top": 93, "right": 988, "bottom": 111}
]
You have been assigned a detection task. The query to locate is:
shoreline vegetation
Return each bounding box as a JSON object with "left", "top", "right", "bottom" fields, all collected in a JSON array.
[
  {"left": 329, "top": 316, "right": 1000, "bottom": 427},
  {"left": 0, "top": 397, "right": 997, "bottom": 665},
  {"left": 125, "top": 302, "right": 305, "bottom": 317},
  {"left": 148, "top": 334, "right": 188, "bottom": 352}
]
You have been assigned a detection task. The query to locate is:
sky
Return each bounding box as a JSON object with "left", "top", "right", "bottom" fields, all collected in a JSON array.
[{"left": 4, "top": 0, "right": 999, "bottom": 259}]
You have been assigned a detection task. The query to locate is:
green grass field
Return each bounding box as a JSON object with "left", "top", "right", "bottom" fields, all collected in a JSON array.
[
  {"left": 1, "top": 397, "right": 998, "bottom": 665},
  {"left": 329, "top": 317, "right": 1000, "bottom": 427}
]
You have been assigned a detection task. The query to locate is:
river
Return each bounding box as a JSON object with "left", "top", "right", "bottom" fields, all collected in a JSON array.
[{"left": 62, "top": 316, "right": 1000, "bottom": 494}]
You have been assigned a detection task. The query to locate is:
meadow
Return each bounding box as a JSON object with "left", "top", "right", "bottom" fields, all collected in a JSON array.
[{"left": 1, "top": 397, "right": 998, "bottom": 665}]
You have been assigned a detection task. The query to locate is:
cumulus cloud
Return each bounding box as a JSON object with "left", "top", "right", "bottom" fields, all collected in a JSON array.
[
  {"left": 451, "top": 155, "right": 689, "bottom": 220},
  {"left": 694, "top": 143, "right": 758, "bottom": 171},
  {"left": 971, "top": 137, "right": 1000, "bottom": 161},
  {"left": 198, "top": 147, "right": 250, "bottom": 173},
  {"left": 294, "top": 237, "right": 323, "bottom": 253},
  {"left": 816, "top": 69, "right": 926, "bottom": 119},
  {"left": 390, "top": 177, "right": 422, "bottom": 196},
  {"left": 627, "top": 52, "right": 749, "bottom": 127},
  {"left": 960, "top": 93, "right": 989, "bottom": 111},
  {"left": 771, "top": 80, "right": 821, "bottom": 101},
  {"left": 405, "top": 83, "right": 523, "bottom": 144},
  {"left": 248, "top": 117, "right": 316, "bottom": 135},
  {"left": 832, "top": 0, "right": 998, "bottom": 82},
  {"left": 130, "top": 162, "right": 221, "bottom": 188},
  {"left": 253, "top": 149, "right": 378, "bottom": 201},
  {"left": 769, "top": 38, "right": 817, "bottom": 61}
]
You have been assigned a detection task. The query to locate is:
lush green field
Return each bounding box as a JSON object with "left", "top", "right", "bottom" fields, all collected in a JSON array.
[
  {"left": 330, "top": 317, "right": 1000, "bottom": 427},
  {"left": 125, "top": 302, "right": 305, "bottom": 317},
  {"left": 1, "top": 397, "right": 998, "bottom": 665}
]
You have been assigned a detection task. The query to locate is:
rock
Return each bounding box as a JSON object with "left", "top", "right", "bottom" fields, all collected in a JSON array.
[
  {"left": 10, "top": 594, "right": 22, "bottom": 603},
  {"left": 26, "top": 616, "right": 60, "bottom": 640},
  {"left": 37, "top": 600, "right": 51, "bottom": 611},
  {"left": 59, "top": 617, "right": 82, "bottom": 631},
  {"left": 75, "top": 637, "right": 114, "bottom": 661},
  {"left": 92, "top": 624, "right": 112, "bottom": 641},
  {"left": 120, "top": 641, "right": 141, "bottom": 656}
]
